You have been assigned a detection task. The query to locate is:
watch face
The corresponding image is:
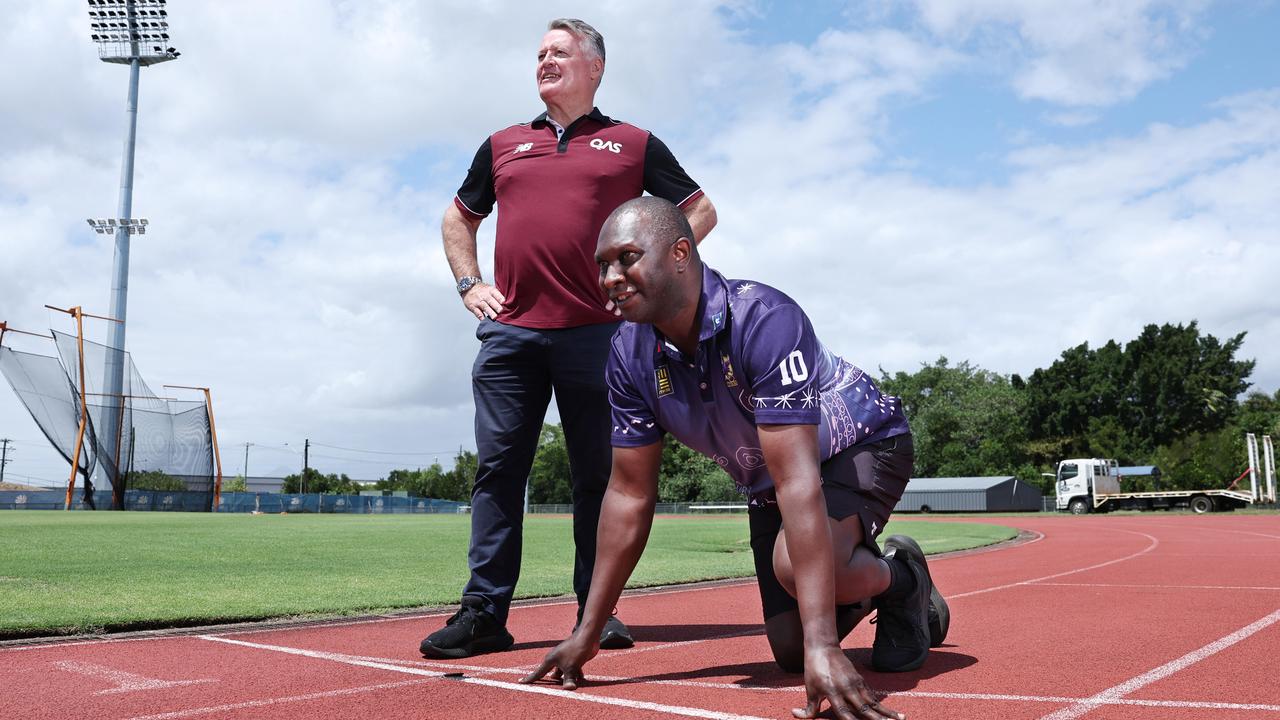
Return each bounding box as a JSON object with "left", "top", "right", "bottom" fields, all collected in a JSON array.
[{"left": 457, "top": 277, "right": 480, "bottom": 294}]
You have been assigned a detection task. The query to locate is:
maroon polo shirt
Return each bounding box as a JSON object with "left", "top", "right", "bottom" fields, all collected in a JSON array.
[{"left": 454, "top": 108, "right": 704, "bottom": 329}]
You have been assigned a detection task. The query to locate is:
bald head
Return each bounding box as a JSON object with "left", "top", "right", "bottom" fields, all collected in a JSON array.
[
  {"left": 600, "top": 197, "right": 697, "bottom": 256},
  {"left": 596, "top": 197, "right": 701, "bottom": 327}
]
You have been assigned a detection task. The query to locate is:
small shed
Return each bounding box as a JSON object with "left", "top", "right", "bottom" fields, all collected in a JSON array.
[{"left": 899, "top": 476, "right": 1042, "bottom": 513}]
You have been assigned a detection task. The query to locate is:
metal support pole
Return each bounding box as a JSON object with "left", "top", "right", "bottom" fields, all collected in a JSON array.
[
  {"left": 100, "top": 56, "right": 141, "bottom": 497},
  {"left": 1264, "top": 435, "right": 1276, "bottom": 504},
  {"left": 202, "top": 388, "right": 224, "bottom": 511},
  {"left": 66, "top": 308, "right": 89, "bottom": 510},
  {"left": 1246, "top": 433, "right": 1260, "bottom": 502}
]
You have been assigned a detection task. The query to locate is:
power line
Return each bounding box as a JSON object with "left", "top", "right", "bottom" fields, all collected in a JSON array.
[
  {"left": 307, "top": 452, "right": 444, "bottom": 467},
  {"left": 308, "top": 441, "right": 458, "bottom": 457}
]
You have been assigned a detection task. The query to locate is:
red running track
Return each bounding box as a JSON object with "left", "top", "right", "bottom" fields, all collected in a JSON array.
[{"left": 3, "top": 514, "right": 1279, "bottom": 720}]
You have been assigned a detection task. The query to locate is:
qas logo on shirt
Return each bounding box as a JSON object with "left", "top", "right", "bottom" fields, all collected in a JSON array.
[{"left": 590, "top": 138, "right": 622, "bottom": 153}]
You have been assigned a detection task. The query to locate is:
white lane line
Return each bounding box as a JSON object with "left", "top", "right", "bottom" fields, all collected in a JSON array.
[
  {"left": 198, "top": 635, "right": 771, "bottom": 720},
  {"left": 124, "top": 678, "right": 434, "bottom": 720},
  {"left": 1034, "top": 582, "right": 1280, "bottom": 592},
  {"left": 896, "top": 691, "right": 1280, "bottom": 712},
  {"left": 52, "top": 660, "right": 215, "bottom": 695},
  {"left": 187, "top": 642, "right": 1280, "bottom": 714},
  {"left": 1038, "top": 607, "right": 1280, "bottom": 720},
  {"left": 951, "top": 530, "right": 1159, "bottom": 599}
]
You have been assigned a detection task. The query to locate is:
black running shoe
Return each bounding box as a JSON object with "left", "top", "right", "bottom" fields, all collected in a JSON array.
[
  {"left": 881, "top": 534, "right": 950, "bottom": 646},
  {"left": 871, "top": 535, "right": 933, "bottom": 672},
  {"left": 599, "top": 614, "right": 635, "bottom": 649},
  {"left": 576, "top": 606, "right": 635, "bottom": 649},
  {"left": 420, "top": 596, "right": 514, "bottom": 659}
]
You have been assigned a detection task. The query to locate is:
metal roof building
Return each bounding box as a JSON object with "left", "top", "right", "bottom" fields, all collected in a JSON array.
[{"left": 899, "top": 476, "right": 1042, "bottom": 513}]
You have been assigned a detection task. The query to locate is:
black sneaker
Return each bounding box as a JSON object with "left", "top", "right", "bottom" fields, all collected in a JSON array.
[
  {"left": 599, "top": 614, "right": 635, "bottom": 649},
  {"left": 420, "top": 596, "right": 514, "bottom": 659},
  {"left": 871, "top": 535, "right": 933, "bottom": 672},
  {"left": 881, "top": 534, "right": 950, "bottom": 646},
  {"left": 576, "top": 606, "right": 635, "bottom": 649}
]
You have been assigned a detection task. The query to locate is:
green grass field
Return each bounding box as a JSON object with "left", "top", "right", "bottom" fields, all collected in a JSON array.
[{"left": 0, "top": 511, "right": 1016, "bottom": 638}]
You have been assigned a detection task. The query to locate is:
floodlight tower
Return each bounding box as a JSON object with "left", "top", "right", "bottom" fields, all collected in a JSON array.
[{"left": 85, "top": 0, "right": 179, "bottom": 492}]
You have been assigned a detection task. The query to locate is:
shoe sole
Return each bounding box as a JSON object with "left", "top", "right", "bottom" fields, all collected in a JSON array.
[
  {"left": 420, "top": 630, "right": 514, "bottom": 659},
  {"left": 884, "top": 534, "right": 949, "bottom": 647}
]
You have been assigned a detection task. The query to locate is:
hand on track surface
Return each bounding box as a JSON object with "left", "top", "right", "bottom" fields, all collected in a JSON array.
[
  {"left": 519, "top": 632, "right": 600, "bottom": 691},
  {"left": 792, "top": 646, "right": 904, "bottom": 720}
]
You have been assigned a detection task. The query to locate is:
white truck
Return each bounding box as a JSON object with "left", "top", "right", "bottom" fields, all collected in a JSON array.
[{"left": 1054, "top": 434, "right": 1275, "bottom": 514}]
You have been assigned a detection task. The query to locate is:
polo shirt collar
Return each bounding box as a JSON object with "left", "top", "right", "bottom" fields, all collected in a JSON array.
[
  {"left": 531, "top": 107, "right": 608, "bottom": 127},
  {"left": 652, "top": 265, "right": 730, "bottom": 358}
]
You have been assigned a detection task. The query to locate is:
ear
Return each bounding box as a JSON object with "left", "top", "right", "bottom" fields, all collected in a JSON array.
[
  {"left": 672, "top": 237, "right": 693, "bottom": 273},
  {"left": 591, "top": 58, "right": 604, "bottom": 82}
]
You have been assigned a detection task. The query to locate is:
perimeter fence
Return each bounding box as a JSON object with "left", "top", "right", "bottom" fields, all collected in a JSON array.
[{"left": 0, "top": 490, "right": 466, "bottom": 514}]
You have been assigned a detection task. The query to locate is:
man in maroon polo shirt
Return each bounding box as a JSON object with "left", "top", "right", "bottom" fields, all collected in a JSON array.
[{"left": 421, "top": 18, "right": 717, "bottom": 659}]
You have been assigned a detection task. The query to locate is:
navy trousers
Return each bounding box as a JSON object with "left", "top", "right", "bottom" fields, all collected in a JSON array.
[{"left": 462, "top": 318, "right": 620, "bottom": 625}]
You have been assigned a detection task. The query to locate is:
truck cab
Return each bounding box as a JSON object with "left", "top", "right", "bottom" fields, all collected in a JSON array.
[{"left": 1055, "top": 458, "right": 1120, "bottom": 514}]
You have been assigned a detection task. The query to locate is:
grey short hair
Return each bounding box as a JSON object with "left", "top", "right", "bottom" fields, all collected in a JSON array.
[{"left": 547, "top": 18, "right": 605, "bottom": 62}]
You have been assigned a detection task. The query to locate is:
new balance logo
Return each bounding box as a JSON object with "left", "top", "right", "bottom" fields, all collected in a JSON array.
[
  {"left": 589, "top": 138, "right": 622, "bottom": 153},
  {"left": 513, "top": 143, "right": 534, "bottom": 154}
]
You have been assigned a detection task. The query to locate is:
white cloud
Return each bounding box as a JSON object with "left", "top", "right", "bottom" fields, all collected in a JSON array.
[
  {"left": 908, "top": 0, "right": 1210, "bottom": 106},
  {"left": 1, "top": 0, "right": 1276, "bottom": 486}
]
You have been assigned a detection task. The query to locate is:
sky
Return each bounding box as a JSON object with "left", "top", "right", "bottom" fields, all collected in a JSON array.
[{"left": 1, "top": 0, "right": 1277, "bottom": 487}]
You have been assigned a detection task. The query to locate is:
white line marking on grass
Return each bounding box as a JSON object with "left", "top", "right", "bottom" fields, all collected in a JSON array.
[
  {"left": 951, "top": 530, "right": 1159, "bottom": 600},
  {"left": 198, "top": 635, "right": 771, "bottom": 720},
  {"left": 52, "top": 660, "right": 215, "bottom": 695},
  {"left": 1037, "top": 607, "right": 1280, "bottom": 720},
  {"left": 124, "top": 678, "right": 434, "bottom": 720}
]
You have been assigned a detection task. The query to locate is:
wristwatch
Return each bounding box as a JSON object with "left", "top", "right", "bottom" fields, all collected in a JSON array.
[{"left": 456, "top": 276, "right": 483, "bottom": 295}]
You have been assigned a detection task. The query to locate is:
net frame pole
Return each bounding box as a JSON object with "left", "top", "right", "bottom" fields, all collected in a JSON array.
[
  {"left": 1265, "top": 435, "right": 1276, "bottom": 504},
  {"left": 1246, "top": 433, "right": 1259, "bottom": 502},
  {"left": 45, "top": 305, "right": 122, "bottom": 509},
  {"left": 164, "top": 384, "right": 223, "bottom": 511},
  {"left": 66, "top": 307, "right": 88, "bottom": 510}
]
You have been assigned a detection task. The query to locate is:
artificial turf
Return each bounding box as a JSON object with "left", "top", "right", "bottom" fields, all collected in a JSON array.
[{"left": 0, "top": 511, "right": 1016, "bottom": 638}]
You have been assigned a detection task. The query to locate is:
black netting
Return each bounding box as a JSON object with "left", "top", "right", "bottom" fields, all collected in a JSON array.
[
  {"left": 1, "top": 332, "right": 214, "bottom": 499},
  {"left": 0, "top": 347, "right": 95, "bottom": 478}
]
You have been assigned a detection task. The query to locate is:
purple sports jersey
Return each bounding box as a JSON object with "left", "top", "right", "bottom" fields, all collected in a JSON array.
[{"left": 607, "top": 266, "right": 910, "bottom": 500}]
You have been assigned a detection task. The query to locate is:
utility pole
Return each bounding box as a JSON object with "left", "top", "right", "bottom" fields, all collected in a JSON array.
[
  {"left": 0, "top": 438, "right": 12, "bottom": 484},
  {"left": 302, "top": 438, "right": 310, "bottom": 494},
  {"left": 242, "top": 442, "right": 253, "bottom": 479}
]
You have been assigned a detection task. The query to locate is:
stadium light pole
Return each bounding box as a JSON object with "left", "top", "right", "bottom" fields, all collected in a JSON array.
[{"left": 86, "top": 0, "right": 179, "bottom": 499}]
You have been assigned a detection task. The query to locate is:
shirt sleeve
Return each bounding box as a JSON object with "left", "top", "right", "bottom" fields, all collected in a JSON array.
[
  {"left": 739, "top": 302, "right": 823, "bottom": 426},
  {"left": 454, "top": 138, "right": 495, "bottom": 219},
  {"left": 607, "top": 341, "right": 665, "bottom": 448},
  {"left": 642, "top": 134, "right": 704, "bottom": 209}
]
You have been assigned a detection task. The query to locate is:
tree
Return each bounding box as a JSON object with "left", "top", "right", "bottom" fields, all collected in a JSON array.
[
  {"left": 1025, "top": 322, "right": 1254, "bottom": 460},
  {"left": 879, "top": 357, "right": 1037, "bottom": 483},
  {"left": 128, "top": 470, "right": 186, "bottom": 491},
  {"left": 658, "top": 438, "right": 739, "bottom": 503},
  {"left": 222, "top": 474, "right": 247, "bottom": 493},
  {"left": 528, "top": 424, "right": 573, "bottom": 504},
  {"left": 282, "top": 468, "right": 361, "bottom": 494}
]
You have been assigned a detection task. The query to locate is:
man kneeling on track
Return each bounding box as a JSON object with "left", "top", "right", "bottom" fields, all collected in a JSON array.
[{"left": 521, "top": 197, "right": 950, "bottom": 720}]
